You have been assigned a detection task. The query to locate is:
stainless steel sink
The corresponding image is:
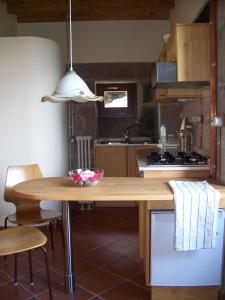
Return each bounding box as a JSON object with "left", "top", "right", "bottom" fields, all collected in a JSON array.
[
  {"left": 127, "top": 140, "right": 151, "bottom": 144},
  {"left": 95, "top": 137, "right": 153, "bottom": 145}
]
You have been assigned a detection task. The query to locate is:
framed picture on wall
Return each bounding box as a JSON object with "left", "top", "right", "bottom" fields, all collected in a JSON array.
[{"left": 95, "top": 82, "right": 137, "bottom": 117}]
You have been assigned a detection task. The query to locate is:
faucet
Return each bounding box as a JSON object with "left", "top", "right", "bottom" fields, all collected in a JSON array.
[{"left": 123, "top": 120, "right": 142, "bottom": 143}]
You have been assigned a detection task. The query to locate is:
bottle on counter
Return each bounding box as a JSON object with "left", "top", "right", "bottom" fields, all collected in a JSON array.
[{"left": 160, "top": 124, "right": 167, "bottom": 145}]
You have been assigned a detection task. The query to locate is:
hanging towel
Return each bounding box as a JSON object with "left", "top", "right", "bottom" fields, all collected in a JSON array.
[{"left": 168, "top": 180, "right": 220, "bottom": 251}]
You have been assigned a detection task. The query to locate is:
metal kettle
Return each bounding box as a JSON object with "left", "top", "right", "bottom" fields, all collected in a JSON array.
[{"left": 177, "top": 117, "right": 192, "bottom": 152}]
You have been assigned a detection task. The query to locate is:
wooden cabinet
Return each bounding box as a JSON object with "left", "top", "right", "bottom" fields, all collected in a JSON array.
[
  {"left": 127, "top": 146, "right": 157, "bottom": 176},
  {"left": 159, "top": 23, "right": 210, "bottom": 82},
  {"left": 154, "top": 87, "right": 204, "bottom": 102},
  {"left": 94, "top": 145, "right": 160, "bottom": 177},
  {"left": 94, "top": 146, "right": 127, "bottom": 177}
]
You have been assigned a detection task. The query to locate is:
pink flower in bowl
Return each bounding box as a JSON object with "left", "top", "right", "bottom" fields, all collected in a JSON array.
[{"left": 69, "top": 169, "right": 104, "bottom": 186}]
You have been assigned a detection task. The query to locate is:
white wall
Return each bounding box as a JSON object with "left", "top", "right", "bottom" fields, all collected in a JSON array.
[
  {"left": 0, "top": 0, "right": 17, "bottom": 36},
  {"left": 18, "top": 20, "right": 170, "bottom": 63},
  {"left": 0, "top": 36, "right": 68, "bottom": 225},
  {"left": 170, "top": 0, "right": 209, "bottom": 25}
]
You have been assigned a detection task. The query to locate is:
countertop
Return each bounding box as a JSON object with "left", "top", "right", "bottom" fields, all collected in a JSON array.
[{"left": 13, "top": 177, "right": 225, "bottom": 209}]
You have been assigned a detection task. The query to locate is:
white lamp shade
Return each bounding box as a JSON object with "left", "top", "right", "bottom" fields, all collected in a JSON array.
[{"left": 42, "top": 70, "right": 103, "bottom": 103}]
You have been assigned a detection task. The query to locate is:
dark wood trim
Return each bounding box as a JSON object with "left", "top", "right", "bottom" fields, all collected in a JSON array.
[{"left": 209, "top": 0, "right": 217, "bottom": 180}]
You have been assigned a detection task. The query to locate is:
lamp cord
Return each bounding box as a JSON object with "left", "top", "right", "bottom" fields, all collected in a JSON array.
[{"left": 69, "top": 0, "right": 73, "bottom": 71}]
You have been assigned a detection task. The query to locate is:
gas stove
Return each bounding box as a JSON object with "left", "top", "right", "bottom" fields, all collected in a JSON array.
[{"left": 147, "top": 151, "right": 208, "bottom": 167}]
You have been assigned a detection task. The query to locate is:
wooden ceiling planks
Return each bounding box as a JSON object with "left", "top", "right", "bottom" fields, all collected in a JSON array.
[{"left": 6, "top": 0, "right": 174, "bottom": 23}]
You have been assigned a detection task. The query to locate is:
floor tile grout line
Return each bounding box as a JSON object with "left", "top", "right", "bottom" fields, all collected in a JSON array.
[
  {"left": 97, "top": 264, "right": 140, "bottom": 282},
  {"left": 78, "top": 263, "right": 149, "bottom": 295},
  {"left": 15, "top": 282, "right": 38, "bottom": 299},
  {"left": 0, "top": 267, "right": 15, "bottom": 286},
  {"left": 76, "top": 250, "right": 143, "bottom": 274},
  {"left": 88, "top": 294, "right": 105, "bottom": 300},
  {"left": 73, "top": 213, "right": 137, "bottom": 226},
  {"left": 72, "top": 220, "right": 129, "bottom": 236},
  {"left": 75, "top": 250, "right": 129, "bottom": 269},
  {"left": 95, "top": 276, "right": 150, "bottom": 298},
  {"left": 72, "top": 234, "right": 127, "bottom": 250},
  {"left": 77, "top": 264, "right": 128, "bottom": 296},
  {"left": 32, "top": 245, "right": 141, "bottom": 281},
  {"left": 72, "top": 237, "right": 140, "bottom": 259},
  {"left": 94, "top": 279, "right": 127, "bottom": 298},
  {"left": 5, "top": 258, "right": 65, "bottom": 297},
  {"left": 75, "top": 282, "right": 101, "bottom": 298},
  {"left": 35, "top": 282, "right": 63, "bottom": 298},
  {"left": 125, "top": 277, "right": 151, "bottom": 292},
  {"left": 35, "top": 281, "right": 99, "bottom": 299},
  {"left": 0, "top": 266, "right": 45, "bottom": 287}
]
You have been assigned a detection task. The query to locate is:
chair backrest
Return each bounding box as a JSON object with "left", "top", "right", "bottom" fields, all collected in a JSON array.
[{"left": 4, "top": 164, "right": 43, "bottom": 213}]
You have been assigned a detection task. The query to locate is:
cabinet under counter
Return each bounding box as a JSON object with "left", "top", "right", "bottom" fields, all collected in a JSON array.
[{"left": 94, "top": 143, "right": 161, "bottom": 177}]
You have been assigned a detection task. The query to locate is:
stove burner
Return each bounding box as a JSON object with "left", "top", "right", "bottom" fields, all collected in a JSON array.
[{"left": 147, "top": 151, "right": 208, "bottom": 166}]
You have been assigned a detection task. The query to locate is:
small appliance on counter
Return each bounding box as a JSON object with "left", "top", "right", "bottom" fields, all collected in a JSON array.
[
  {"left": 178, "top": 117, "right": 193, "bottom": 152},
  {"left": 160, "top": 124, "right": 167, "bottom": 144}
]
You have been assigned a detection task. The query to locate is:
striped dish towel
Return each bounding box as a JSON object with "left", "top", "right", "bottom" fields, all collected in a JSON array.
[{"left": 168, "top": 180, "right": 220, "bottom": 251}]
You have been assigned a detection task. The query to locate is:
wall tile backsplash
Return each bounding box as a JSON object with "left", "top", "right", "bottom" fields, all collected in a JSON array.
[{"left": 160, "top": 87, "right": 210, "bottom": 156}]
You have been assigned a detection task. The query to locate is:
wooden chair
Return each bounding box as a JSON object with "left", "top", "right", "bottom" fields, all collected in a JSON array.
[
  {"left": 4, "top": 164, "right": 62, "bottom": 250},
  {"left": 0, "top": 226, "right": 52, "bottom": 299}
]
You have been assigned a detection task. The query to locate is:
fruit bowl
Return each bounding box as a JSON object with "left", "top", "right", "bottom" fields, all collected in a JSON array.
[{"left": 69, "top": 168, "right": 104, "bottom": 187}]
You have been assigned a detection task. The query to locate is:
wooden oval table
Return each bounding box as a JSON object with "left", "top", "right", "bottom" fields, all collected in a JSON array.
[{"left": 13, "top": 176, "right": 225, "bottom": 296}]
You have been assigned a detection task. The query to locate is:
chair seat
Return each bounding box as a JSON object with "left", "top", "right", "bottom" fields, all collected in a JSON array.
[
  {"left": 8, "top": 209, "right": 62, "bottom": 225},
  {"left": 0, "top": 226, "right": 47, "bottom": 256}
]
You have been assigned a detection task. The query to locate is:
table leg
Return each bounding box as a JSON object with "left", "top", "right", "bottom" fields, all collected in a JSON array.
[{"left": 62, "top": 201, "right": 75, "bottom": 294}]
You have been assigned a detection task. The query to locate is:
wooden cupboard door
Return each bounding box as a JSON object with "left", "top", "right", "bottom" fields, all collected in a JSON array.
[
  {"left": 94, "top": 146, "right": 127, "bottom": 177},
  {"left": 127, "top": 146, "right": 158, "bottom": 177},
  {"left": 176, "top": 24, "right": 210, "bottom": 82},
  {"left": 161, "top": 23, "right": 210, "bottom": 83}
]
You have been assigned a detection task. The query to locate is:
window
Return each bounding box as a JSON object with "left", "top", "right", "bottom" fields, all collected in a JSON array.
[{"left": 96, "top": 82, "right": 137, "bottom": 117}]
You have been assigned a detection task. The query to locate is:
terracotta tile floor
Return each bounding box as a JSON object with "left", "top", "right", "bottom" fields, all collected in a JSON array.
[{"left": 0, "top": 207, "right": 150, "bottom": 299}]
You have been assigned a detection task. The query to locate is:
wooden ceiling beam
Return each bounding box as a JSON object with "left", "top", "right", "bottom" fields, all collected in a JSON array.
[
  {"left": 17, "top": 9, "right": 169, "bottom": 23},
  {"left": 7, "top": 0, "right": 173, "bottom": 22},
  {"left": 78, "top": 0, "right": 175, "bottom": 9},
  {"left": 7, "top": 0, "right": 174, "bottom": 14},
  {"left": 7, "top": 0, "right": 67, "bottom": 14}
]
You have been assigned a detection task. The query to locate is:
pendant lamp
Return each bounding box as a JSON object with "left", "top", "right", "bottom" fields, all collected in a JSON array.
[{"left": 42, "top": 0, "right": 103, "bottom": 103}]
